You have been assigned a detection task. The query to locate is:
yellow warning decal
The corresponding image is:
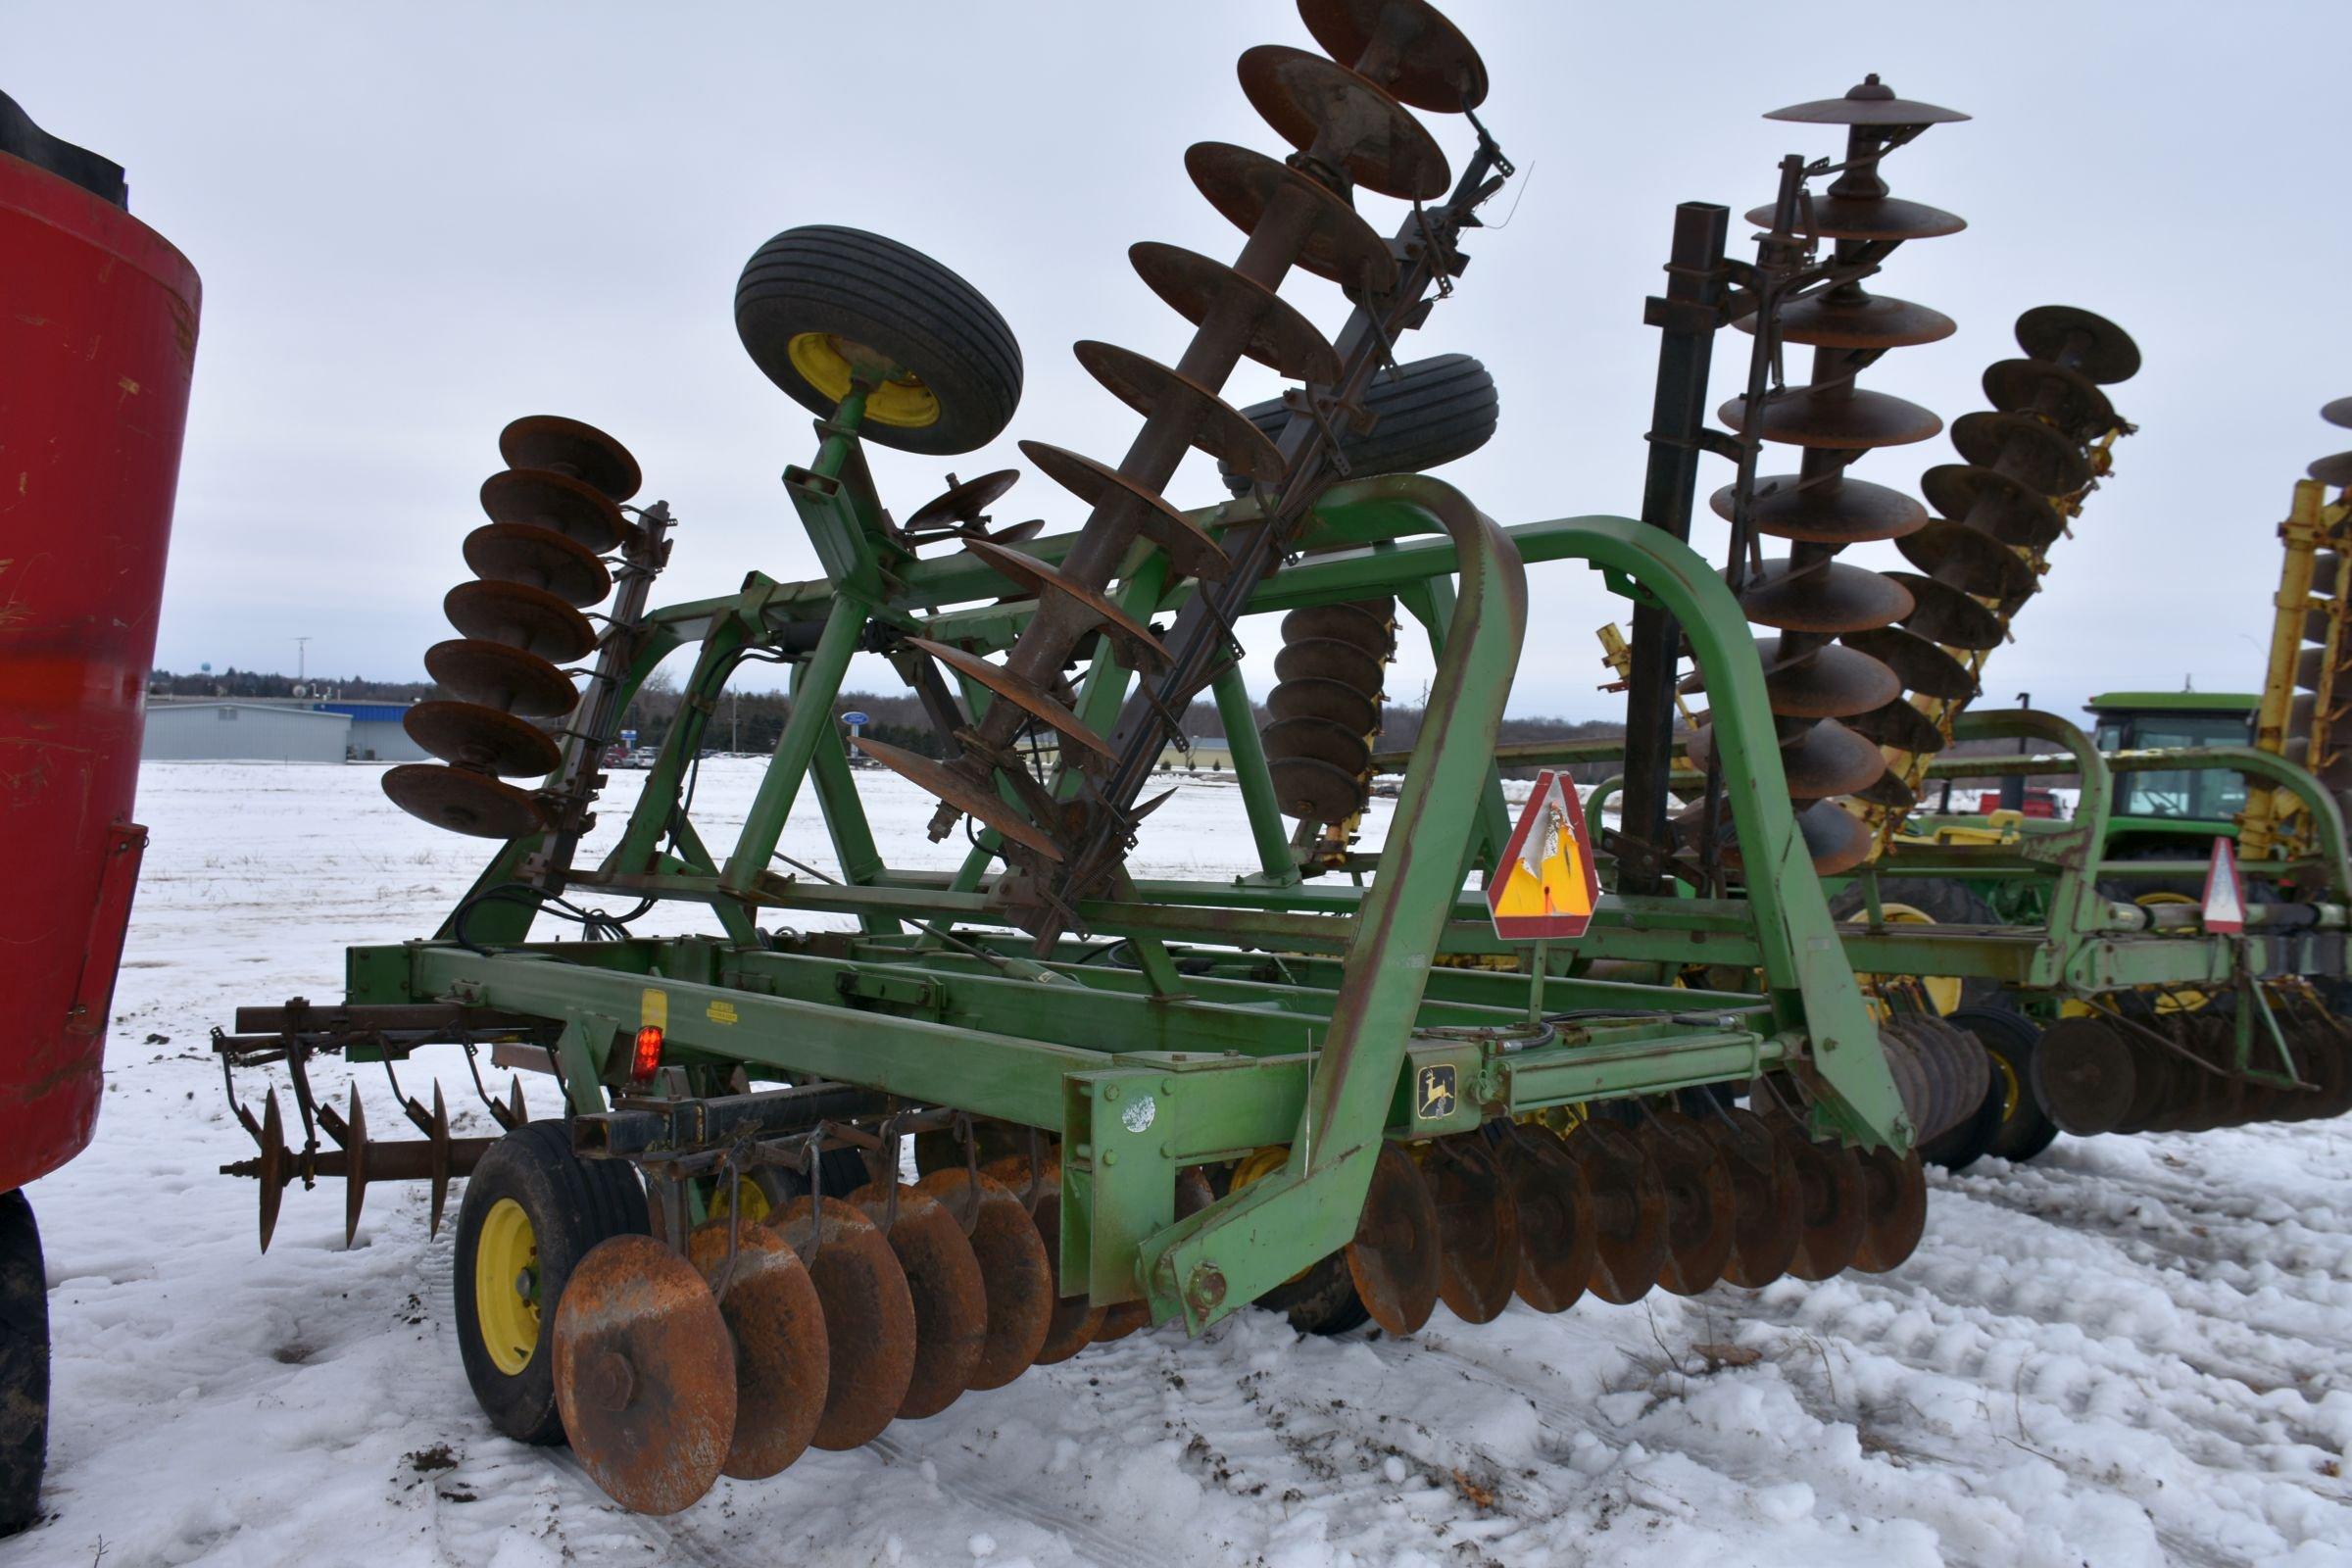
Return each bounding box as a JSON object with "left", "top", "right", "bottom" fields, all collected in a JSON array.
[
  {"left": 1485, "top": 769, "right": 1600, "bottom": 942},
  {"left": 640, "top": 988, "right": 669, "bottom": 1031},
  {"left": 707, "top": 1000, "right": 740, "bottom": 1026}
]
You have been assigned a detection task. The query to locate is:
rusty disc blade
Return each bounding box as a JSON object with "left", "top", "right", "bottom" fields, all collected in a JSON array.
[
  {"left": 479, "top": 467, "right": 628, "bottom": 554},
  {"left": 1733, "top": 289, "right": 1955, "bottom": 350},
  {"left": 1842, "top": 627, "right": 1979, "bottom": 701},
  {"left": 1843, "top": 696, "right": 1947, "bottom": 757},
  {"left": 1073, "top": 341, "right": 1284, "bottom": 483},
  {"left": 906, "top": 637, "right": 1111, "bottom": 760},
  {"left": 854, "top": 737, "right": 1065, "bottom": 862},
  {"left": 980, "top": 1154, "right": 1103, "bottom": 1365},
  {"left": 1756, "top": 638, "right": 1904, "bottom": 719},
  {"left": 2309, "top": 452, "right": 2352, "bottom": 489},
  {"left": 1689, "top": 717, "right": 1886, "bottom": 801},
  {"left": 1744, "top": 194, "right": 1966, "bottom": 243},
  {"left": 1236, "top": 45, "right": 1449, "bottom": 201},
  {"left": 963, "top": 537, "right": 1174, "bottom": 671},
  {"left": 686, "top": 1219, "right": 828, "bottom": 1480},
  {"left": 1707, "top": 1108, "right": 1803, "bottom": 1289},
  {"left": 848, "top": 1184, "right": 987, "bottom": 1420},
  {"left": 1949, "top": 411, "right": 2092, "bottom": 495},
  {"left": 1568, "top": 1119, "right": 1668, "bottom": 1305},
  {"left": 1795, "top": 800, "right": 1876, "bottom": 876},
  {"left": 1262, "top": 714, "right": 1373, "bottom": 773},
  {"left": 403, "top": 701, "right": 560, "bottom": 777},
  {"left": 1642, "top": 1110, "right": 1737, "bottom": 1296},
  {"left": 551, "top": 1235, "right": 734, "bottom": 1515},
  {"left": 256, "top": 1088, "right": 288, "bottom": 1250},
  {"left": 1886, "top": 572, "right": 2003, "bottom": 651},
  {"left": 1715, "top": 473, "right": 1928, "bottom": 544},
  {"left": 1496, "top": 1126, "right": 1594, "bottom": 1313},
  {"left": 443, "top": 579, "right": 598, "bottom": 663},
  {"left": 1298, "top": 0, "right": 1490, "bottom": 111},
  {"left": 1017, "top": 440, "right": 1230, "bottom": 582},
  {"left": 912, "top": 1170, "right": 1052, "bottom": 1391},
  {"left": 1852, "top": 768, "right": 1918, "bottom": 811},
  {"left": 1129, "top": 242, "right": 1342, "bottom": 384},
  {"left": 1422, "top": 1138, "right": 1519, "bottom": 1325},
  {"left": 1779, "top": 1125, "right": 1866, "bottom": 1281},
  {"left": 1284, "top": 601, "right": 1394, "bottom": 655},
  {"left": 2032, "top": 1018, "right": 2135, "bottom": 1136},
  {"left": 1186, "top": 141, "right": 1396, "bottom": 292},
  {"left": 1269, "top": 756, "right": 1371, "bottom": 824},
  {"left": 1982, "top": 359, "right": 2116, "bottom": 440},
  {"left": 1766, "top": 79, "right": 1969, "bottom": 125},
  {"left": 424, "top": 639, "right": 578, "bottom": 717},
  {"left": 464, "top": 521, "right": 612, "bottom": 608},
  {"left": 905, "top": 468, "right": 1019, "bottom": 533},
  {"left": 2015, "top": 305, "right": 2140, "bottom": 384},
  {"left": 1721, "top": 386, "right": 1943, "bottom": 450},
  {"left": 1894, "top": 519, "right": 2037, "bottom": 604},
  {"left": 1345, "top": 1141, "right": 1442, "bottom": 1335},
  {"left": 382, "top": 763, "right": 548, "bottom": 838},
  {"left": 500, "top": 414, "right": 641, "bottom": 502},
  {"left": 2325, "top": 397, "right": 2352, "bottom": 431},
  {"left": 1920, "top": 464, "right": 2065, "bottom": 548},
  {"left": 1268, "top": 675, "right": 1380, "bottom": 736},
  {"left": 1848, "top": 1148, "right": 1928, "bottom": 1273},
  {"left": 1736, "top": 558, "right": 1916, "bottom": 634},
  {"left": 1274, "top": 635, "right": 1385, "bottom": 695},
  {"left": 770, "top": 1196, "right": 917, "bottom": 1451}
]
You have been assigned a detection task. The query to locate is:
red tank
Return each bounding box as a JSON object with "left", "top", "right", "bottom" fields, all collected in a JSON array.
[{"left": 0, "top": 135, "right": 201, "bottom": 1193}]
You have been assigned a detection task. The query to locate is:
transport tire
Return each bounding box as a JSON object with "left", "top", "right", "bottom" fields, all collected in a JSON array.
[
  {"left": 735, "top": 225, "right": 1022, "bottom": 456},
  {"left": 1829, "top": 875, "right": 2002, "bottom": 1012},
  {"left": 1216, "top": 1149, "right": 1372, "bottom": 1336},
  {"left": 1949, "top": 1005, "right": 2059, "bottom": 1164},
  {"left": 454, "top": 1121, "right": 650, "bottom": 1446},
  {"left": 0, "top": 1190, "right": 48, "bottom": 1537},
  {"left": 1226, "top": 352, "right": 1498, "bottom": 493}
]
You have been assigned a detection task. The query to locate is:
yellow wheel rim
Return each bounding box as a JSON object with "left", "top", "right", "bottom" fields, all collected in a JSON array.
[
  {"left": 706, "top": 1173, "right": 771, "bottom": 1225},
  {"left": 1230, "top": 1146, "right": 1313, "bottom": 1285},
  {"left": 475, "top": 1198, "right": 541, "bottom": 1376},
  {"left": 1854, "top": 903, "right": 1964, "bottom": 1016},
  {"left": 1988, "top": 1050, "right": 2022, "bottom": 1125},
  {"left": 785, "top": 331, "right": 941, "bottom": 428}
]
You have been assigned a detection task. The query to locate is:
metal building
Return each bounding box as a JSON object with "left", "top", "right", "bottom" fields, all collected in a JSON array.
[
  {"left": 314, "top": 701, "right": 426, "bottom": 761},
  {"left": 141, "top": 702, "right": 350, "bottom": 762}
]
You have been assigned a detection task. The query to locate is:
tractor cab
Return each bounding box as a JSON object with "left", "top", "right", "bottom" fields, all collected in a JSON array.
[{"left": 2085, "top": 690, "right": 2258, "bottom": 837}]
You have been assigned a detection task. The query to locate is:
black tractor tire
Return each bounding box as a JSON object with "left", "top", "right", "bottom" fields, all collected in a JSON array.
[
  {"left": 0, "top": 1190, "right": 48, "bottom": 1536},
  {"left": 1948, "top": 1005, "right": 2059, "bottom": 1165},
  {"left": 1225, "top": 353, "right": 1498, "bottom": 493},
  {"left": 453, "top": 1121, "right": 649, "bottom": 1446},
  {"left": 1829, "top": 875, "right": 2003, "bottom": 1011},
  {"left": 1257, "top": 1251, "right": 1373, "bottom": 1338},
  {"left": 735, "top": 225, "right": 1021, "bottom": 455}
]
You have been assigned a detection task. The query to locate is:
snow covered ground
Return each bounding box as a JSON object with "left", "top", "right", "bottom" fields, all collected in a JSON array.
[{"left": 8, "top": 761, "right": 2352, "bottom": 1567}]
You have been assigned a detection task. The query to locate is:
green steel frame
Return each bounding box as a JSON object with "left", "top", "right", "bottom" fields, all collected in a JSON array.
[{"left": 346, "top": 413, "right": 1908, "bottom": 1332}]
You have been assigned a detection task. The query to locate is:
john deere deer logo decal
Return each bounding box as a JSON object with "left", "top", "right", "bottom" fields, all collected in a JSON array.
[{"left": 1415, "top": 1063, "right": 1458, "bottom": 1121}]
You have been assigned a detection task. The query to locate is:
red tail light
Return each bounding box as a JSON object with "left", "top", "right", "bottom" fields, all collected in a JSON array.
[{"left": 630, "top": 1025, "right": 663, "bottom": 1081}]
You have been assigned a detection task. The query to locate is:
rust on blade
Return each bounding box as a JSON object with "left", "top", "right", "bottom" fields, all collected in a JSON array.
[
  {"left": 687, "top": 1218, "right": 828, "bottom": 1480},
  {"left": 550, "top": 1235, "right": 734, "bottom": 1514},
  {"left": 854, "top": 737, "right": 1065, "bottom": 862},
  {"left": 770, "top": 1196, "right": 917, "bottom": 1451},
  {"left": 906, "top": 637, "right": 1112, "bottom": 760}
]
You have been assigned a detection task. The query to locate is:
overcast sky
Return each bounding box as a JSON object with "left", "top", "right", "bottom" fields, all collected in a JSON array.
[{"left": 18, "top": 0, "right": 2351, "bottom": 724}]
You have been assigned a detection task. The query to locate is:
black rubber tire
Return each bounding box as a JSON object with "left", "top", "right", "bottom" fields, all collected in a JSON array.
[
  {"left": 1226, "top": 353, "right": 1498, "bottom": 493},
  {"left": 453, "top": 1121, "right": 649, "bottom": 1446},
  {"left": 1949, "top": 1005, "right": 2059, "bottom": 1165},
  {"left": 0, "top": 1190, "right": 47, "bottom": 1537},
  {"left": 1256, "top": 1251, "right": 1372, "bottom": 1337},
  {"left": 1830, "top": 875, "right": 2003, "bottom": 1011},
  {"left": 735, "top": 224, "right": 1021, "bottom": 456}
]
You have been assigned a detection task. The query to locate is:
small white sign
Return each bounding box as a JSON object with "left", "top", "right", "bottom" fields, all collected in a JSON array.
[{"left": 2201, "top": 836, "right": 2246, "bottom": 934}]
